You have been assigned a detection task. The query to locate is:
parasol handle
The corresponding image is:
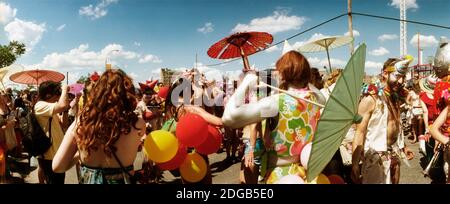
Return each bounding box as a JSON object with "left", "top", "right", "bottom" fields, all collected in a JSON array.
[
  {"left": 240, "top": 47, "right": 251, "bottom": 72},
  {"left": 259, "top": 81, "right": 325, "bottom": 108}
]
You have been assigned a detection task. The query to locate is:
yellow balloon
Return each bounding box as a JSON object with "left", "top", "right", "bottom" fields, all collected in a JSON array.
[
  {"left": 306, "top": 173, "right": 330, "bottom": 184},
  {"left": 144, "top": 130, "right": 178, "bottom": 163},
  {"left": 179, "top": 152, "right": 207, "bottom": 183},
  {"left": 317, "top": 173, "right": 331, "bottom": 184}
]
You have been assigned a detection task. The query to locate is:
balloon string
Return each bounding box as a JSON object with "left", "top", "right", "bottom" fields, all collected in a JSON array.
[{"left": 259, "top": 82, "right": 325, "bottom": 108}]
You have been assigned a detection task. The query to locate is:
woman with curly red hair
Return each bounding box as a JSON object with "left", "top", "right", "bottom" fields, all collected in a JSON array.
[{"left": 52, "top": 69, "right": 145, "bottom": 184}]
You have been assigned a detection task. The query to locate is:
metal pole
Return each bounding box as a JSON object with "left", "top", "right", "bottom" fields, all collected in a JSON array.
[
  {"left": 240, "top": 47, "right": 251, "bottom": 72},
  {"left": 348, "top": 0, "right": 354, "bottom": 55},
  {"left": 417, "top": 31, "right": 420, "bottom": 66},
  {"left": 324, "top": 40, "right": 332, "bottom": 73}
]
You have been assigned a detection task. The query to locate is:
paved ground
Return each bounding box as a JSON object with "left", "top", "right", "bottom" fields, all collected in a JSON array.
[{"left": 4, "top": 139, "right": 433, "bottom": 184}]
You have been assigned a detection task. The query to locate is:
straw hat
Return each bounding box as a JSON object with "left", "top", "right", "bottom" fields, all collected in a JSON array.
[{"left": 419, "top": 75, "right": 438, "bottom": 94}]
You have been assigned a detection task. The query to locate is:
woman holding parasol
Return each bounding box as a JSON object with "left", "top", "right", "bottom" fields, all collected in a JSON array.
[{"left": 222, "top": 50, "right": 325, "bottom": 183}]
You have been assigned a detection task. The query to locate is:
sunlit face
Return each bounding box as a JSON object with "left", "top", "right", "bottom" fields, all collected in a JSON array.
[{"left": 385, "top": 71, "right": 405, "bottom": 91}]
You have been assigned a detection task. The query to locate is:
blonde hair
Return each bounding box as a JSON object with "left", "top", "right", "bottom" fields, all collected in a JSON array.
[{"left": 324, "top": 69, "right": 343, "bottom": 88}]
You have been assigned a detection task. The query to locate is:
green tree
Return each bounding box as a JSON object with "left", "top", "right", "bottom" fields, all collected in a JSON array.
[
  {"left": 0, "top": 41, "right": 26, "bottom": 68},
  {"left": 77, "top": 75, "right": 89, "bottom": 84}
]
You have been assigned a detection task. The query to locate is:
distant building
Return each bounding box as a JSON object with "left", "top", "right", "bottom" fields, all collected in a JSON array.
[
  {"left": 411, "top": 64, "right": 433, "bottom": 79},
  {"left": 160, "top": 68, "right": 183, "bottom": 85}
]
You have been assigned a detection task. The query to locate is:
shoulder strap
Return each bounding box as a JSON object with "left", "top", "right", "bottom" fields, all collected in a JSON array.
[
  {"left": 48, "top": 117, "right": 52, "bottom": 142},
  {"left": 111, "top": 150, "right": 134, "bottom": 182}
]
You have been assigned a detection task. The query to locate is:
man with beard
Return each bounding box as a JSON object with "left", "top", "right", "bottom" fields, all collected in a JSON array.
[{"left": 351, "top": 56, "right": 414, "bottom": 184}]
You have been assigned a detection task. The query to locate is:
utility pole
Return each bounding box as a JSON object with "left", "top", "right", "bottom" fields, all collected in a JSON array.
[
  {"left": 195, "top": 53, "right": 198, "bottom": 69},
  {"left": 400, "top": 0, "right": 407, "bottom": 56},
  {"left": 348, "top": 0, "right": 354, "bottom": 55}
]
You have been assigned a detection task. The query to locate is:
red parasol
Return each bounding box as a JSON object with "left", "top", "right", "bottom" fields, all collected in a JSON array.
[
  {"left": 207, "top": 32, "right": 273, "bottom": 71},
  {"left": 9, "top": 69, "right": 65, "bottom": 85}
]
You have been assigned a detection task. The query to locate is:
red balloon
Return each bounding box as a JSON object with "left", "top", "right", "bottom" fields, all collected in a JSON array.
[
  {"left": 158, "top": 86, "right": 169, "bottom": 99},
  {"left": 176, "top": 113, "right": 209, "bottom": 147},
  {"left": 328, "top": 174, "right": 346, "bottom": 184},
  {"left": 157, "top": 144, "right": 187, "bottom": 170},
  {"left": 196, "top": 126, "right": 223, "bottom": 155}
]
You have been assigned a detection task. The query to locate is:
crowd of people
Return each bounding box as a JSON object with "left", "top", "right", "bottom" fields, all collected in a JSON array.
[{"left": 0, "top": 37, "right": 449, "bottom": 184}]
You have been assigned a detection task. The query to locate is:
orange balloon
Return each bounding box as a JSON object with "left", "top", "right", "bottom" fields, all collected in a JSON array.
[{"left": 179, "top": 152, "right": 207, "bottom": 183}]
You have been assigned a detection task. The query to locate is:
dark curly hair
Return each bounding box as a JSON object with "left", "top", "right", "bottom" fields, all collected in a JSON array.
[{"left": 76, "top": 69, "right": 139, "bottom": 156}]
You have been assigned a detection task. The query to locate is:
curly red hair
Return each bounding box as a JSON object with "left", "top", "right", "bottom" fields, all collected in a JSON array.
[{"left": 76, "top": 69, "right": 139, "bottom": 156}]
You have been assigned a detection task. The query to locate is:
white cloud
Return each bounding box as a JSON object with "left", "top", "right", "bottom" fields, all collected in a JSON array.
[
  {"left": 265, "top": 45, "right": 280, "bottom": 53},
  {"left": 307, "top": 57, "right": 346, "bottom": 69},
  {"left": 409, "top": 34, "right": 438, "bottom": 48},
  {"left": 195, "top": 63, "right": 242, "bottom": 82},
  {"left": 4, "top": 18, "right": 46, "bottom": 52},
  {"left": 292, "top": 41, "right": 306, "bottom": 50},
  {"left": 128, "top": 72, "right": 138, "bottom": 80},
  {"left": 139, "top": 54, "right": 162, "bottom": 64},
  {"left": 56, "top": 24, "right": 66, "bottom": 31},
  {"left": 365, "top": 61, "right": 384, "bottom": 74},
  {"left": 134, "top": 41, "right": 141, "bottom": 46},
  {"left": 369, "top": 47, "right": 390, "bottom": 56},
  {"left": 291, "top": 33, "right": 330, "bottom": 50},
  {"left": 308, "top": 33, "right": 329, "bottom": 42},
  {"left": 32, "top": 43, "right": 144, "bottom": 71},
  {"left": 0, "top": 2, "right": 17, "bottom": 24},
  {"left": 344, "top": 30, "right": 360, "bottom": 37},
  {"left": 102, "top": 44, "right": 140, "bottom": 59},
  {"left": 390, "top": 0, "right": 418, "bottom": 10},
  {"left": 378, "top": 34, "right": 398, "bottom": 42},
  {"left": 231, "top": 10, "right": 307, "bottom": 34},
  {"left": 197, "top": 22, "right": 214, "bottom": 34},
  {"left": 67, "top": 72, "right": 81, "bottom": 85},
  {"left": 365, "top": 61, "right": 383, "bottom": 69},
  {"left": 79, "top": 0, "right": 119, "bottom": 20}
]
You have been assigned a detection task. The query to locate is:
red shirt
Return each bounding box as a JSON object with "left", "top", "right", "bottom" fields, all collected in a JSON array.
[{"left": 420, "top": 92, "right": 438, "bottom": 123}]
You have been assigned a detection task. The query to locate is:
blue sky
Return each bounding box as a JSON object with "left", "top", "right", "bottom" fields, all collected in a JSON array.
[{"left": 0, "top": 0, "right": 449, "bottom": 85}]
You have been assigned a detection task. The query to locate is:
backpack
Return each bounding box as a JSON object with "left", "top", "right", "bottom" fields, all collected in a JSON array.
[{"left": 22, "top": 112, "right": 52, "bottom": 157}]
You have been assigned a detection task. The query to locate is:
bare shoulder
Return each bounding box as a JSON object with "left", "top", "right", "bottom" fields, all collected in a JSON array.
[{"left": 359, "top": 95, "right": 377, "bottom": 113}]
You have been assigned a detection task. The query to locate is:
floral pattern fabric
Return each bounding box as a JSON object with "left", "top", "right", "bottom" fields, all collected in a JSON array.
[{"left": 270, "top": 89, "right": 321, "bottom": 158}]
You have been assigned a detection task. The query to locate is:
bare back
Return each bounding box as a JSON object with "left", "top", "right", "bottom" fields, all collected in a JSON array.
[{"left": 79, "top": 117, "right": 145, "bottom": 168}]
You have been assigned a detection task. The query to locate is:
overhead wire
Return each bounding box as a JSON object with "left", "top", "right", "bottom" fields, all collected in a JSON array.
[{"left": 205, "top": 12, "right": 450, "bottom": 67}]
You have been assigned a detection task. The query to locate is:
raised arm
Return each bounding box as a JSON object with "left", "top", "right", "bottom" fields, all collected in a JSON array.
[
  {"left": 221, "top": 74, "right": 278, "bottom": 129},
  {"left": 184, "top": 105, "right": 223, "bottom": 126},
  {"left": 54, "top": 85, "right": 70, "bottom": 114},
  {"left": 52, "top": 121, "right": 79, "bottom": 173}
]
